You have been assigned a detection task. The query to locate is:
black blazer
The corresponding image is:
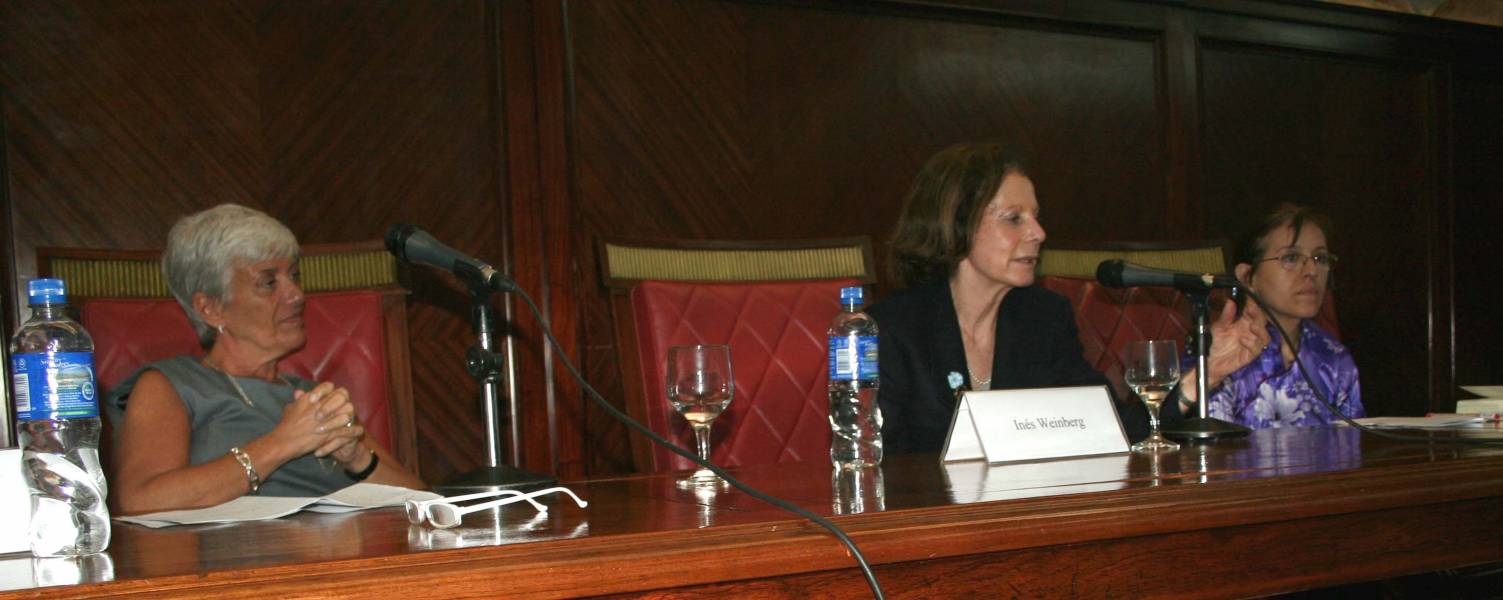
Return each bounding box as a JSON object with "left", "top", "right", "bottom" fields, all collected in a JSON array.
[{"left": 868, "top": 282, "right": 1151, "bottom": 455}]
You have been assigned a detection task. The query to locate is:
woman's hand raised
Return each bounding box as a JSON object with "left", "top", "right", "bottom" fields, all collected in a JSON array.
[{"left": 1205, "top": 299, "right": 1270, "bottom": 388}]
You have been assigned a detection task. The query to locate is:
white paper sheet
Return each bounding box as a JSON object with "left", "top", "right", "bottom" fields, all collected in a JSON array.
[
  {"left": 1460, "top": 385, "right": 1503, "bottom": 398},
  {"left": 1455, "top": 399, "right": 1503, "bottom": 420},
  {"left": 0, "top": 449, "right": 31, "bottom": 554},
  {"left": 116, "top": 483, "right": 439, "bottom": 528},
  {"left": 1353, "top": 415, "right": 1484, "bottom": 429}
]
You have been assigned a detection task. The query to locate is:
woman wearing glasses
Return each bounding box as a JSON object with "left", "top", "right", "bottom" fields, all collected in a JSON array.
[{"left": 1174, "top": 203, "right": 1363, "bottom": 428}]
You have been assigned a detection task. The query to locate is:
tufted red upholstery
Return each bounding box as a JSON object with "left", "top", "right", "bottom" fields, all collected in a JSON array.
[
  {"left": 81, "top": 290, "right": 396, "bottom": 454},
  {"left": 631, "top": 279, "right": 858, "bottom": 472},
  {"left": 1315, "top": 290, "right": 1340, "bottom": 339},
  {"left": 1040, "top": 276, "right": 1340, "bottom": 400}
]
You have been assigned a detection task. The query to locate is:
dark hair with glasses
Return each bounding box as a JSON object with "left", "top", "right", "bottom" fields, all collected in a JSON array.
[{"left": 1234, "top": 203, "right": 1337, "bottom": 278}]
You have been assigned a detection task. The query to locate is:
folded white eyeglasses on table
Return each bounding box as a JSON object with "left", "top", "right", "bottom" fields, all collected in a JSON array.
[
  {"left": 407, "top": 486, "right": 588, "bottom": 529},
  {"left": 116, "top": 483, "right": 587, "bottom": 529}
]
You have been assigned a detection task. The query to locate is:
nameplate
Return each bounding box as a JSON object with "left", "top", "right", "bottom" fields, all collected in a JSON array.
[
  {"left": 941, "top": 453, "right": 1131, "bottom": 504},
  {"left": 1, "top": 448, "right": 30, "bottom": 554},
  {"left": 941, "top": 385, "right": 1129, "bottom": 464}
]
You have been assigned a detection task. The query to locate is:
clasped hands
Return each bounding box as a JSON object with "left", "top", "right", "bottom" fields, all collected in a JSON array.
[{"left": 273, "top": 382, "right": 370, "bottom": 470}]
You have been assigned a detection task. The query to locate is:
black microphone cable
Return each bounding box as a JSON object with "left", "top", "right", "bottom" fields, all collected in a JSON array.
[
  {"left": 504, "top": 285, "right": 887, "bottom": 599},
  {"left": 1231, "top": 289, "right": 1503, "bottom": 447}
]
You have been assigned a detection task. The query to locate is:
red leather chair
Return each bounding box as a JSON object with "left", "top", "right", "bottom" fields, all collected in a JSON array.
[
  {"left": 1040, "top": 278, "right": 1202, "bottom": 400},
  {"left": 629, "top": 279, "right": 858, "bottom": 472},
  {"left": 601, "top": 237, "right": 876, "bottom": 473},
  {"left": 1038, "top": 240, "right": 1339, "bottom": 400},
  {"left": 37, "top": 242, "right": 418, "bottom": 473},
  {"left": 81, "top": 291, "right": 401, "bottom": 456}
]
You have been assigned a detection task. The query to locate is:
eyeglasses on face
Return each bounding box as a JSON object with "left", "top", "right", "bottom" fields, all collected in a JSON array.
[{"left": 1259, "top": 251, "right": 1338, "bottom": 272}]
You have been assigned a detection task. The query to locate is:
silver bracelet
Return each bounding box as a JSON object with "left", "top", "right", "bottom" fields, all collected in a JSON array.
[{"left": 229, "top": 446, "right": 261, "bottom": 494}]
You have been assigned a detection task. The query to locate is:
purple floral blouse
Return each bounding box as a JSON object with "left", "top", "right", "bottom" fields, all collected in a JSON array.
[{"left": 1188, "top": 321, "right": 1363, "bottom": 429}]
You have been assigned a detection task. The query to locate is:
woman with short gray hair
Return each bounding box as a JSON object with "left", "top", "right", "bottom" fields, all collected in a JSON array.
[{"left": 106, "top": 203, "right": 424, "bottom": 514}]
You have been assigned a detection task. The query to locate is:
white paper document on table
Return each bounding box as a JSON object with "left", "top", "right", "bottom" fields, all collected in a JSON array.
[
  {"left": 116, "top": 483, "right": 439, "bottom": 528},
  {"left": 1353, "top": 415, "right": 1485, "bottom": 428}
]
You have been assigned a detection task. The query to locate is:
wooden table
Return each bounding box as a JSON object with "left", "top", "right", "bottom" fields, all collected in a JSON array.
[{"left": 4, "top": 426, "right": 1503, "bottom": 598}]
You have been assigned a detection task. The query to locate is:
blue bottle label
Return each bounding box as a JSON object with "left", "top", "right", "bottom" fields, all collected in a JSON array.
[
  {"left": 829, "top": 335, "right": 878, "bottom": 381},
  {"left": 11, "top": 352, "right": 99, "bottom": 420}
]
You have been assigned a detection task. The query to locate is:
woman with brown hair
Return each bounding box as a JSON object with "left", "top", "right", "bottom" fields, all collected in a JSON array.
[{"left": 870, "top": 142, "right": 1267, "bottom": 454}]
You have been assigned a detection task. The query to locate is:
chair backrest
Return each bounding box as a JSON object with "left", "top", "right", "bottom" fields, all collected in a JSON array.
[
  {"left": 1039, "top": 239, "right": 1231, "bottom": 279},
  {"left": 631, "top": 279, "right": 857, "bottom": 471},
  {"left": 601, "top": 236, "right": 876, "bottom": 472},
  {"left": 1038, "top": 241, "right": 1229, "bottom": 399},
  {"left": 1039, "top": 277, "right": 1201, "bottom": 400},
  {"left": 35, "top": 241, "right": 419, "bottom": 472},
  {"left": 1037, "top": 240, "right": 1338, "bottom": 399}
]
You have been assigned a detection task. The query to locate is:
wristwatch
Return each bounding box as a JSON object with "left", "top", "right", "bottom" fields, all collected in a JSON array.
[{"left": 345, "top": 450, "right": 379, "bottom": 481}]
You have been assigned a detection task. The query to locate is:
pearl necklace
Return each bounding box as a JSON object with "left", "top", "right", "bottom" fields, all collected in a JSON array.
[{"left": 968, "top": 366, "right": 991, "bottom": 391}]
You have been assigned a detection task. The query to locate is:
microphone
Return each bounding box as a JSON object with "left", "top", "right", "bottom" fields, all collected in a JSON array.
[
  {"left": 1095, "top": 259, "right": 1241, "bottom": 292},
  {"left": 385, "top": 224, "right": 517, "bottom": 292}
]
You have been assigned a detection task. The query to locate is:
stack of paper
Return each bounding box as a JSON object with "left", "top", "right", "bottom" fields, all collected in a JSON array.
[
  {"left": 1353, "top": 415, "right": 1484, "bottom": 429},
  {"left": 117, "top": 483, "right": 440, "bottom": 528},
  {"left": 1459, "top": 385, "right": 1503, "bottom": 420},
  {"left": 1461, "top": 385, "right": 1503, "bottom": 398}
]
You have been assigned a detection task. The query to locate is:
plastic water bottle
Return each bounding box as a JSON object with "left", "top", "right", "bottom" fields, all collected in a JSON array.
[
  {"left": 832, "top": 466, "right": 886, "bottom": 515},
  {"left": 9, "top": 278, "right": 110, "bottom": 557},
  {"left": 828, "top": 286, "right": 882, "bottom": 470}
]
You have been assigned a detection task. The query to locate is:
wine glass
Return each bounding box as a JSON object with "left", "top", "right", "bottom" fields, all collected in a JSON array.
[
  {"left": 1125, "top": 340, "right": 1181, "bottom": 453},
  {"left": 666, "top": 344, "right": 734, "bottom": 490}
]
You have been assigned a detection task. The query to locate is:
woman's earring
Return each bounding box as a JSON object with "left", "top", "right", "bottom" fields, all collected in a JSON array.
[{"left": 216, "top": 324, "right": 225, "bottom": 334}]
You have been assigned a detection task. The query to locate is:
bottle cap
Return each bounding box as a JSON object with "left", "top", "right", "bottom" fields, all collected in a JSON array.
[
  {"left": 840, "top": 286, "right": 863, "bottom": 303},
  {"left": 27, "top": 278, "right": 67, "bottom": 305}
]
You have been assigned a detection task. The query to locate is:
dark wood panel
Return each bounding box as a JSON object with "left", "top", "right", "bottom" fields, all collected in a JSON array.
[
  {"left": 0, "top": 93, "right": 12, "bottom": 448},
  {"left": 255, "top": 0, "right": 505, "bottom": 485},
  {"left": 0, "top": 0, "right": 506, "bottom": 484},
  {"left": 566, "top": 0, "right": 1170, "bottom": 475},
  {"left": 660, "top": 498, "right": 1503, "bottom": 598},
  {"left": 0, "top": 0, "right": 265, "bottom": 273},
  {"left": 1452, "top": 76, "right": 1503, "bottom": 394},
  {"left": 1198, "top": 43, "right": 1439, "bottom": 419}
]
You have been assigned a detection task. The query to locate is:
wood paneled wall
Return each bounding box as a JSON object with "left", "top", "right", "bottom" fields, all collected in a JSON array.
[
  {"left": 4, "top": 0, "right": 1501, "bottom": 481},
  {"left": 0, "top": 0, "right": 507, "bottom": 482}
]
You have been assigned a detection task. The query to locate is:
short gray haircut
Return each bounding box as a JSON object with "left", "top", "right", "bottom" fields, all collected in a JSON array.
[{"left": 162, "top": 204, "right": 300, "bottom": 346}]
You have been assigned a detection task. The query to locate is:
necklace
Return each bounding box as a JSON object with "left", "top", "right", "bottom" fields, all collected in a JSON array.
[
  {"left": 201, "top": 358, "right": 338, "bottom": 472},
  {"left": 968, "top": 366, "right": 992, "bottom": 391},
  {"left": 201, "top": 358, "right": 290, "bottom": 408}
]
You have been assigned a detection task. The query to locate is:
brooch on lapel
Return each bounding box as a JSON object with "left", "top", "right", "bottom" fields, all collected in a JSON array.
[
  {"left": 947, "top": 371, "right": 964, "bottom": 391},
  {"left": 947, "top": 371, "right": 969, "bottom": 403}
]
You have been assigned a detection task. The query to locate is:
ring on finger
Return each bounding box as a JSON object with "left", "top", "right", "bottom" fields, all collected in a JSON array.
[{"left": 344, "top": 415, "right": 355, "bottom": 428}]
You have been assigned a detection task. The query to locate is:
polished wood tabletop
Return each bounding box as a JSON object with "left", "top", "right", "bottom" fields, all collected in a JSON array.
[{"left": 4, "top": 426, "right": 1503, "bottom": 598}]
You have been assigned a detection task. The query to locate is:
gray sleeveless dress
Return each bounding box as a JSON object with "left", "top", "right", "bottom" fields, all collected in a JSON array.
[{"left": 104, "top": 355, "right": 358, "bottom": 497}]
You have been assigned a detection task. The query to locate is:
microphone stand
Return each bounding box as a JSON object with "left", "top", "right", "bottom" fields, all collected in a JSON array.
[
  {"left": 1161, "top": 288, "right": 1250, "bottom": 441},
  {"left": 435, "top": 278, "right": 556, "bottom": 494}
]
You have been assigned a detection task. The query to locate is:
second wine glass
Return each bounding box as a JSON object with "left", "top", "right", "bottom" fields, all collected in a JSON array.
[
  {"left": 666, "top": 344, "right": 734, "bottom": 490},
  {"left": 1125, "top": 339, "right": 1181, "bottom": 453}
]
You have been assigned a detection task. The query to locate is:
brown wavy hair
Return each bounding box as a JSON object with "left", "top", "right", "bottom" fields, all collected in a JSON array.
[{"left": 887, "top": 142, "right": 1030, "bottom": 287}]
